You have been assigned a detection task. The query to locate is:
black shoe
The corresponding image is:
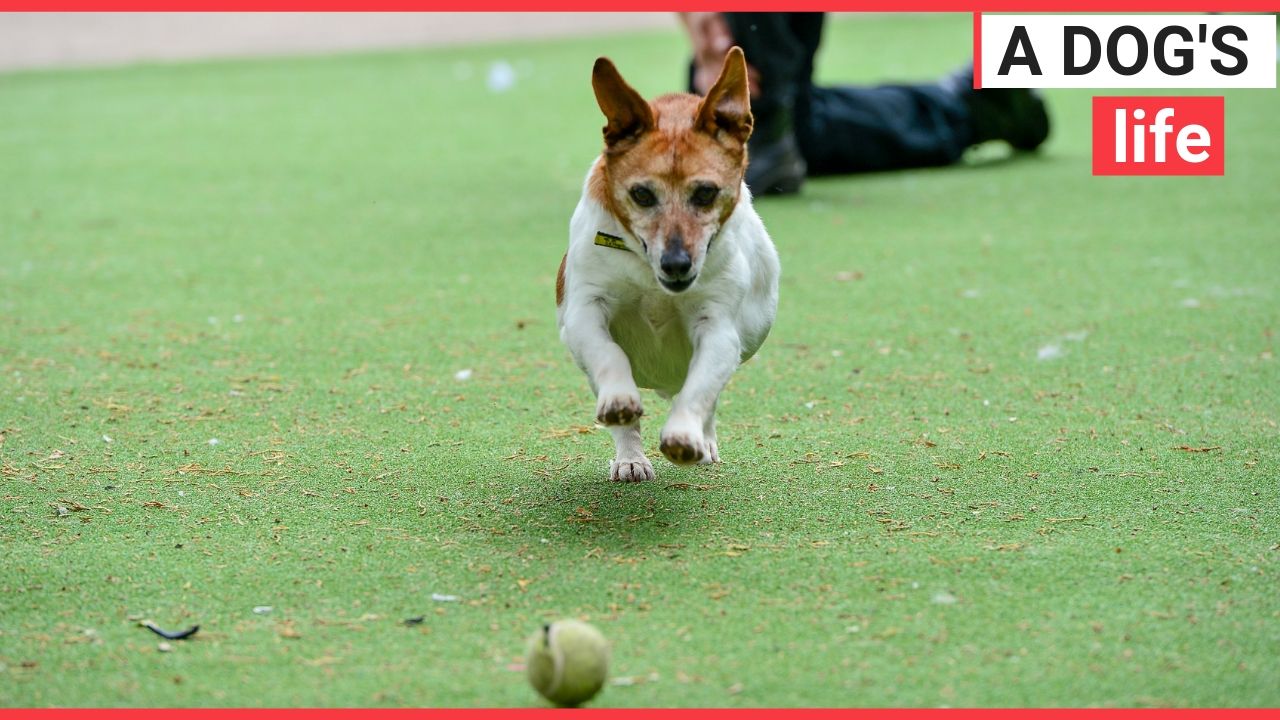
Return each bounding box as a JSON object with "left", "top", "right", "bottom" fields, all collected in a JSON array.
[
  {"left": 946, "top": 64, "right": 1050, "bottom": 152},
  {"left": 746, "top": 133, "right": 808, "bottom": 196}
]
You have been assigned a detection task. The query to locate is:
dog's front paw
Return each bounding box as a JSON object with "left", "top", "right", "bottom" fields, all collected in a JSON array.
[
  {"left": 596, "top": 390, "right": 643, "bottom": 426},
  {"left": 659, "top": 427, "right": 709, "bottom": 466},
  {"left": 610, "top": 456, "right": 655, "bottom": 482}
]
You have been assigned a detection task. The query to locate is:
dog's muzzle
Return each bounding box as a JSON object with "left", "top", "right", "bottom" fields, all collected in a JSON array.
[
  {"left": 660, "top": 275, "right": 696, "bottom": 293},
  {"left": 659, "top": 243, "right": 696, "bottom": 292}
]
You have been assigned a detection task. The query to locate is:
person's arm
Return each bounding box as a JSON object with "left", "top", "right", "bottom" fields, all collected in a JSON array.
[{"left": 678, "top": 12, "right": 759, "bottom": 96}]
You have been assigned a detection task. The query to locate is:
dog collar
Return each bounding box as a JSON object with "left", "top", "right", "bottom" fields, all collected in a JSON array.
[{"left": 594, "top": 231, "right": 630, "bottom": 252}]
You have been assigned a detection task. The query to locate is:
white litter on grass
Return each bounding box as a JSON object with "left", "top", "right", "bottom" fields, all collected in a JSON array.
[
  {"left": 961, "top": 288, "right": 981, "bottom": 299},
  {"left": 454, "top": 369, "right": 472, "bottom": 382},
  {"left": 56, "top": 505, "right": 69, "bottom": 517},
  {"left": 253, "top": 606, "right": 273, "bottom": 615},
  {"left": 804, "top": 401, "right": 816, "bottom": 409},
  {"left": 1035, "top": 330, "right": 1091, "bottom": 362},
  {"left": 1037, "top": 344, "right": 1064, "bottom": 361},
  {"left": 1208, "top": 285, "right": 1259, "bottom": 298},
  {"left": 1181, "top": 298, "right": 1202, "bottom": 308},
  {"left": 207, "top": 438, "right": 220, "bottom": 446},
  {"left": 932, "top": 591, "right": 959, "bottom": 605},
  {"left": 486, "top": 61, "right": 516, "bottom": 93},
  {"left": 178, "top": 491, "right": 185, "bottom": 497},
  {"left": 431, "top": 593, "right": 460, "bottom": 602},
  {"left": 102, "top": 434, "right": 113, "bottom": 443},
  {"left": 158, "top": 642, "right": 173, "bottom": 653},
  {"left": 845, "top": 625, "right": 861, "bottom": 634},
  {"left": 233, "top": 314, "right": 244, "bottom": 323},
  {"left": 610, "top": 673, "right": 660, "bottom": 687}
]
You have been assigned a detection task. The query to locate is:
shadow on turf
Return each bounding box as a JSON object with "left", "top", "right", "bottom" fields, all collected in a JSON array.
[{"left": 511, "top": 463, "right": 728, "bottom": 552}]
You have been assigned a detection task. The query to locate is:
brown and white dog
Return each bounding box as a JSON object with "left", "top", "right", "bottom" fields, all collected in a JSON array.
[{"left": 555, "top": 48, "right": 780, "bottom": 482}]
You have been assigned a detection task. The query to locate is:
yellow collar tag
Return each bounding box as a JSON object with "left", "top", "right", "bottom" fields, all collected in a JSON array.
[{"left": 594, "top": 231, "right": 628, "bottom": 251}]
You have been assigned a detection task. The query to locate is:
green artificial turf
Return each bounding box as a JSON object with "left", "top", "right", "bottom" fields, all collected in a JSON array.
[{"left": 2, "top": 12, "right": 1278, "bottom": 708}]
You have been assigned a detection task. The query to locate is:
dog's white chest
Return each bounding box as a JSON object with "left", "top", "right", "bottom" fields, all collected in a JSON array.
[
  {"left": 609, "top": 296, "right": 693, "bottom": 396},
  {"left": 638, "top": 295, "right": 683, "bottom": 336}
]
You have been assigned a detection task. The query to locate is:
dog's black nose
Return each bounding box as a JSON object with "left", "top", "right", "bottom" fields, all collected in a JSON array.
[{"left": 660, "top": 247, "right": 692, "bottom": 278}]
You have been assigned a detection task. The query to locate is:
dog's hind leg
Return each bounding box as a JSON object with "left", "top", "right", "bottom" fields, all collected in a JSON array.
[
  {"left": 608, "top": 422, "right": 654, "bottom": 482},
  {"left": 701, "top": 405, "right": 720, "bottom": 464}
]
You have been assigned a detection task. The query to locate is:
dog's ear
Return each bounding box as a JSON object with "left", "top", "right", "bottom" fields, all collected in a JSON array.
[
  {"left": 694, "top": 46, "right": 753, "bottom": 144},
  {"left": 592, "top": 57, "right": 655, "bottom": 150}
]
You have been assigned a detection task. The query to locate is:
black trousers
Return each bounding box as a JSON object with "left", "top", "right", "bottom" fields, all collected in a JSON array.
[{"left": 703, "top": 13, "right": 975, "bottom": 175}]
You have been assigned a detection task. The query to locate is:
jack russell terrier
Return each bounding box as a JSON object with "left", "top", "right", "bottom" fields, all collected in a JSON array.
[{"left": 556, "top": 47, "right": 780, "bottom": 482}]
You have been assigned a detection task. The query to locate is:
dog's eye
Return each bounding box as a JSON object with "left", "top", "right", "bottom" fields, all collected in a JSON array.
[
  {"left": 690, "top": 185, "right": 719, "bottom": 208},
  {"left": 629, "top": 186, "right": 658, "bottom": 208}
]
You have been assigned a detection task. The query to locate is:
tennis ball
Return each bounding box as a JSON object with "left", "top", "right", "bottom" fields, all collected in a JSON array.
[{"left": 525, "top": 619, "right": 610, "bottom": 707}]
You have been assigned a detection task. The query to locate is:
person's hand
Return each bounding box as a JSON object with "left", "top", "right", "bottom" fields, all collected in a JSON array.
[{"left": 680, "top": 12, "right": 760, "bottom": 97}]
